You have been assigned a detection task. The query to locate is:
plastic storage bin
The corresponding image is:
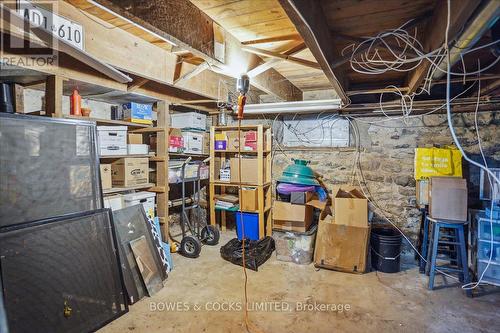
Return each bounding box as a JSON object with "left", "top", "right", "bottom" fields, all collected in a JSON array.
[
  {"left": 477, "top": 260, "right": 500, "bottom": 286},
  {"left": 235, "top": 212, "right": 259, "bottom": 241},
  {"left": 273, "top": 225, "right": 317, "bottom": 264},
  {"left": 477, "top": 240, "right": 500, "bottom": 263},
  {"left": 123, "top": 191, "right": 156, "bottom": 221},
  {"left": 478, "top": 218, "right": 500, "bottom": 243}
]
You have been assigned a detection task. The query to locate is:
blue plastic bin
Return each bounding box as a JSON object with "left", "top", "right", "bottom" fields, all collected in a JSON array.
[{"left": 235, "top": 212, "right": 260, "bottom": 240}]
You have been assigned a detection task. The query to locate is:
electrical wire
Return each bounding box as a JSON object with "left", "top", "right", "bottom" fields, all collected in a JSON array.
[{"left": 441, "top": 0, "right": 500, "bottom": 289}]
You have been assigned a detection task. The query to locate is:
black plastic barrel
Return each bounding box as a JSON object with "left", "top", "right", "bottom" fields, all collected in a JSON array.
[{"left": 371, "top": 227, "right": 402, "bottom": 273}]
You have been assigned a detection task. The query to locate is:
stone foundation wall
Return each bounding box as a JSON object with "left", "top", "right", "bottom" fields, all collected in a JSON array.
[{"left": 232, "top": 111, "right": 499, "bottom": 240}]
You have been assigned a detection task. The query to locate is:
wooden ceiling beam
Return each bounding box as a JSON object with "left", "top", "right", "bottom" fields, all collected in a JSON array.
[
  {"left": 174, "top": 62, "right": 210, "bottom": 86},
  {"left": 278, "top": 0, "right": 349, "bottom": 104},
  {"left": 246, "top": 42, "right": 307, "bottom": 78},
  {"left": 406, "top": 0, "right": 482, "bottom": 94},
  {"left": 91, "top": 0, "right": 302, "bottom": 101},
  {"left": 242, "top": 45, "right": 320, "bottom": 70},
  {"left": 241, "top": 33, "right": 302, "bottom": 45}
]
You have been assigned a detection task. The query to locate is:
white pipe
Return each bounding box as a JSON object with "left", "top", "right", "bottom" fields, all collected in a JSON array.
[
  {"left": 432, "top": 0, "right": 500, "bottom": 80},
  {"left": 243, "top": 99, "right": 342, "bottom": 114}
]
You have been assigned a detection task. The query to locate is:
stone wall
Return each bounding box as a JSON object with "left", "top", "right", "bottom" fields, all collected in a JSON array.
[{"left": 237, "top": 111, "right": 499, "bottom": 241}]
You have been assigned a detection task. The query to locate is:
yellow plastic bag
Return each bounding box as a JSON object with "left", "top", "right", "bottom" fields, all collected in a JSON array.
[{"left": 414, "top": 147, "right": 462, "bottom": 180}]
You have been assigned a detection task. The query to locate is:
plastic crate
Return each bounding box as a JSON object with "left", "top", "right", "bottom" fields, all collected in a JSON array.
[
  {"left": 477, "top": 217, "right": 500, "bottom": 243},
  {"left": 477, "top": 240, "right": 500, "bottom": 263},
  {"left": 235, "top": 212, "right": 260, "bottom": 241},
  {"left": 477, "top": 260, "right": 500, "bottom": 286},
  {"left": 273, "top": 225, "right": 317, "bottom": 265}
]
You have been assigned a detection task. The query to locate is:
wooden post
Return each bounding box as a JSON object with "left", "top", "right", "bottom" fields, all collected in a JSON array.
[
  {"left": 45, "top": 75, "right": 64, "bottom": 117},
  {"left": 13, "top": 84, "right": 24, "bottom": 114},
  {"left": 156, "top": 101, "right": 170, "bottom": 242},
  {"left": 209, "top": 126, "right": 217, "bottom": 228}
]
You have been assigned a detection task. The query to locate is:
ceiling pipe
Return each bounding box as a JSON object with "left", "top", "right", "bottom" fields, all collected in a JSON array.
[
  {"left": 242, "top": 99, "right": 342, "bottom": 115},
  {"left": 432, "top": 0, "right": 500, "bottom": 80}
]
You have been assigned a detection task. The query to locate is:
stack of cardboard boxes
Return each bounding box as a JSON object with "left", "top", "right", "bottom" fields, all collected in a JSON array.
[
  {"left": 272, "top": 185, "right": 370, "bottom": 272},
  {"left": 169, "top": 112, "right": 209, "bottom": 155},
  {"left": 314, "top": 186, "right": 370, "bottom": 273}
]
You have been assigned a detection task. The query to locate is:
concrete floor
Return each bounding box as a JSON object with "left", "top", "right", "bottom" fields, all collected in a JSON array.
[{"left": 101, "top": 232, "right": 500, "bottom": 333}]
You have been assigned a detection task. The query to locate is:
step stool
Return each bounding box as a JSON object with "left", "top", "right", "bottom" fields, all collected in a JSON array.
[{"left": 422, "top": 216, "right": 472, "bottom": 297}]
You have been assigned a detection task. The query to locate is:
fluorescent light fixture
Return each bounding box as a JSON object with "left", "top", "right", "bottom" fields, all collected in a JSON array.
[
  {"left": 88, "top": 0, "right": 177, "bottom": 47},
  {"left": 243, "top": 99, "right": 342, "bottom": 114}
]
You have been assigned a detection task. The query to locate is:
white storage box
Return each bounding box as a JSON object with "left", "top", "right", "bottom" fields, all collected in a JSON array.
[
  {"left": 182, "top": 130, "right": 204, "bottom": 154},
  {"left": 104, "top": 194, "right": 123, "bottom": 211},
  {"left": 127, "top": 144, "right": 149, "bottom": 155},
  {"left": 97, "top": 126, "right": 127, "bottom": 156},
  {"left": 220, "top": 169, "right": 230, "bottom": 182},
  {"left": 171, "top": 112, "right": 207, "bottom": 130},
  {"left": 123, "top": 191, "right": 156, "bottom": 221}
]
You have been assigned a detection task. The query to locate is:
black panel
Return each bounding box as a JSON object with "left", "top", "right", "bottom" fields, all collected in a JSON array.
[
  {"left": 0, "top": 113, "right": 102, "bottom": 227},
  {"left": 0, "top": 210, "right": 127, "bottom": 333}
]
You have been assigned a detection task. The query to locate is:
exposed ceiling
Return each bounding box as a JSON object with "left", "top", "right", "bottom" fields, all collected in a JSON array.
[
  {"left": 62, "top": 0, "right": 499, "bottom": 108},
  {"left": 189, "top": 0, "right": 332, "bottom": 93}
]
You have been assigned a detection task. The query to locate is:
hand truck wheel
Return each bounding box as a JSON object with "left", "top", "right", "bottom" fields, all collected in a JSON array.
[
  {"left": 201, "top": 225, "right": 220, "bottom": 246},
  {"left": 180, "top": 235, "right": 202, "bottom": 258}
]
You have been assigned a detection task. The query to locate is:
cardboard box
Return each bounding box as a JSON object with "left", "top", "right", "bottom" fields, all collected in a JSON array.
[
  {"left": 416, "top": 179, "right": 429, "bottom": 206},
  {"left": 111, "top": 157, "right": 149, "bottom": 187},
  {"left": 333, "top": 186, "right": 368, "bottom": 227},
  {"left": 290, "top": 191, "right": 314, "bottom": 205},
  {"left": 128, "top": 133, "right": 143, "bottom": 144},
  {"left": 244, "top": 131, "right": 257, "bottom": 151},
  {"left": 127, "top": 144, "right": 149, "bottom": 155},
  {"left": 122, "top": 102, "right": 153, "bottom": 124},
  {"left": 314, "top": 212, "right": 370, "bottom": 274},
  {"left": 225, "top": 130, "right": 251, "bottom": 151},
  {"left": 169, "top": 128, "right": 184, "bottom": 153},
  {"left": 97, "top": 126, "right": 127, "bottom": 156},
  {"left": 273, "top": 201, "right": 313, "bottom": 233},
  {"left": 230, "top": 157, "right": 263, "bottom": 184},
  {"left": 429, "top": 177, "right": 467, "bottom": 221},
  {"left": 240, "top": 187, "right": 258, "bottom": 212},
  {"left": 203, "top": 132, "right": 210, "bottom": 155},
  {"left": 182, "top": 130, "right": 204, "bottom": 154},
  {"left": 100, "top": 164, "right": 112, "bottom": 190}
]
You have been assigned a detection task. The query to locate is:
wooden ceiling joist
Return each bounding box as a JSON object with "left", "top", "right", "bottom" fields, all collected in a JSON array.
[
  {"left": 278, "top": 0, "right": 349, "bottom": 103},
  {"left": 241, "top": 33, "right": 302, "bottom": 45},
  {"left": 174, "top": 62, "right": 210, "bottom": 86},
  {"left": 89, "top": 0, "right": 302, "bottom": 101},
  {"left": 246, "top": 42, "right": 307, "bottom": 78},
  {"left": 242, "top": 45, "right": 320, "bottom": 70}
]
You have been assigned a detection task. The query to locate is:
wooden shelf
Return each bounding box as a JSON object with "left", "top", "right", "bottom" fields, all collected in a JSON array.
[
  {"left": 210, "top": 181, "right": 271, "bottom": 187},
  {"left": 100, "top": 154, "right": 153, "bottom": 159},
  {"left": 214, "top": 125, "right": 270, "bottom": 130},
  {"left": 64, "top": 115, "right": 150, "bottom": 128},
  {"left": 103, "top": 183, "right": 155, "bottom": 194},
  {"left": 130, "top": 127, "right": 165, "bottom": 133},
  {"left": 169, "top": 152, "right": 209, "bottom": 158},
  {"left": 210, "top": 125, "right": 273, "bottom": 238},
  {"left": 213, "top": 149, "right": 271, "bottom": 154}
]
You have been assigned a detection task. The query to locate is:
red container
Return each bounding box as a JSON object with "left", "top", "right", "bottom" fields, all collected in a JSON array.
[{"left": 70, "top": 89, "right": 81, "bottom": 116}]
